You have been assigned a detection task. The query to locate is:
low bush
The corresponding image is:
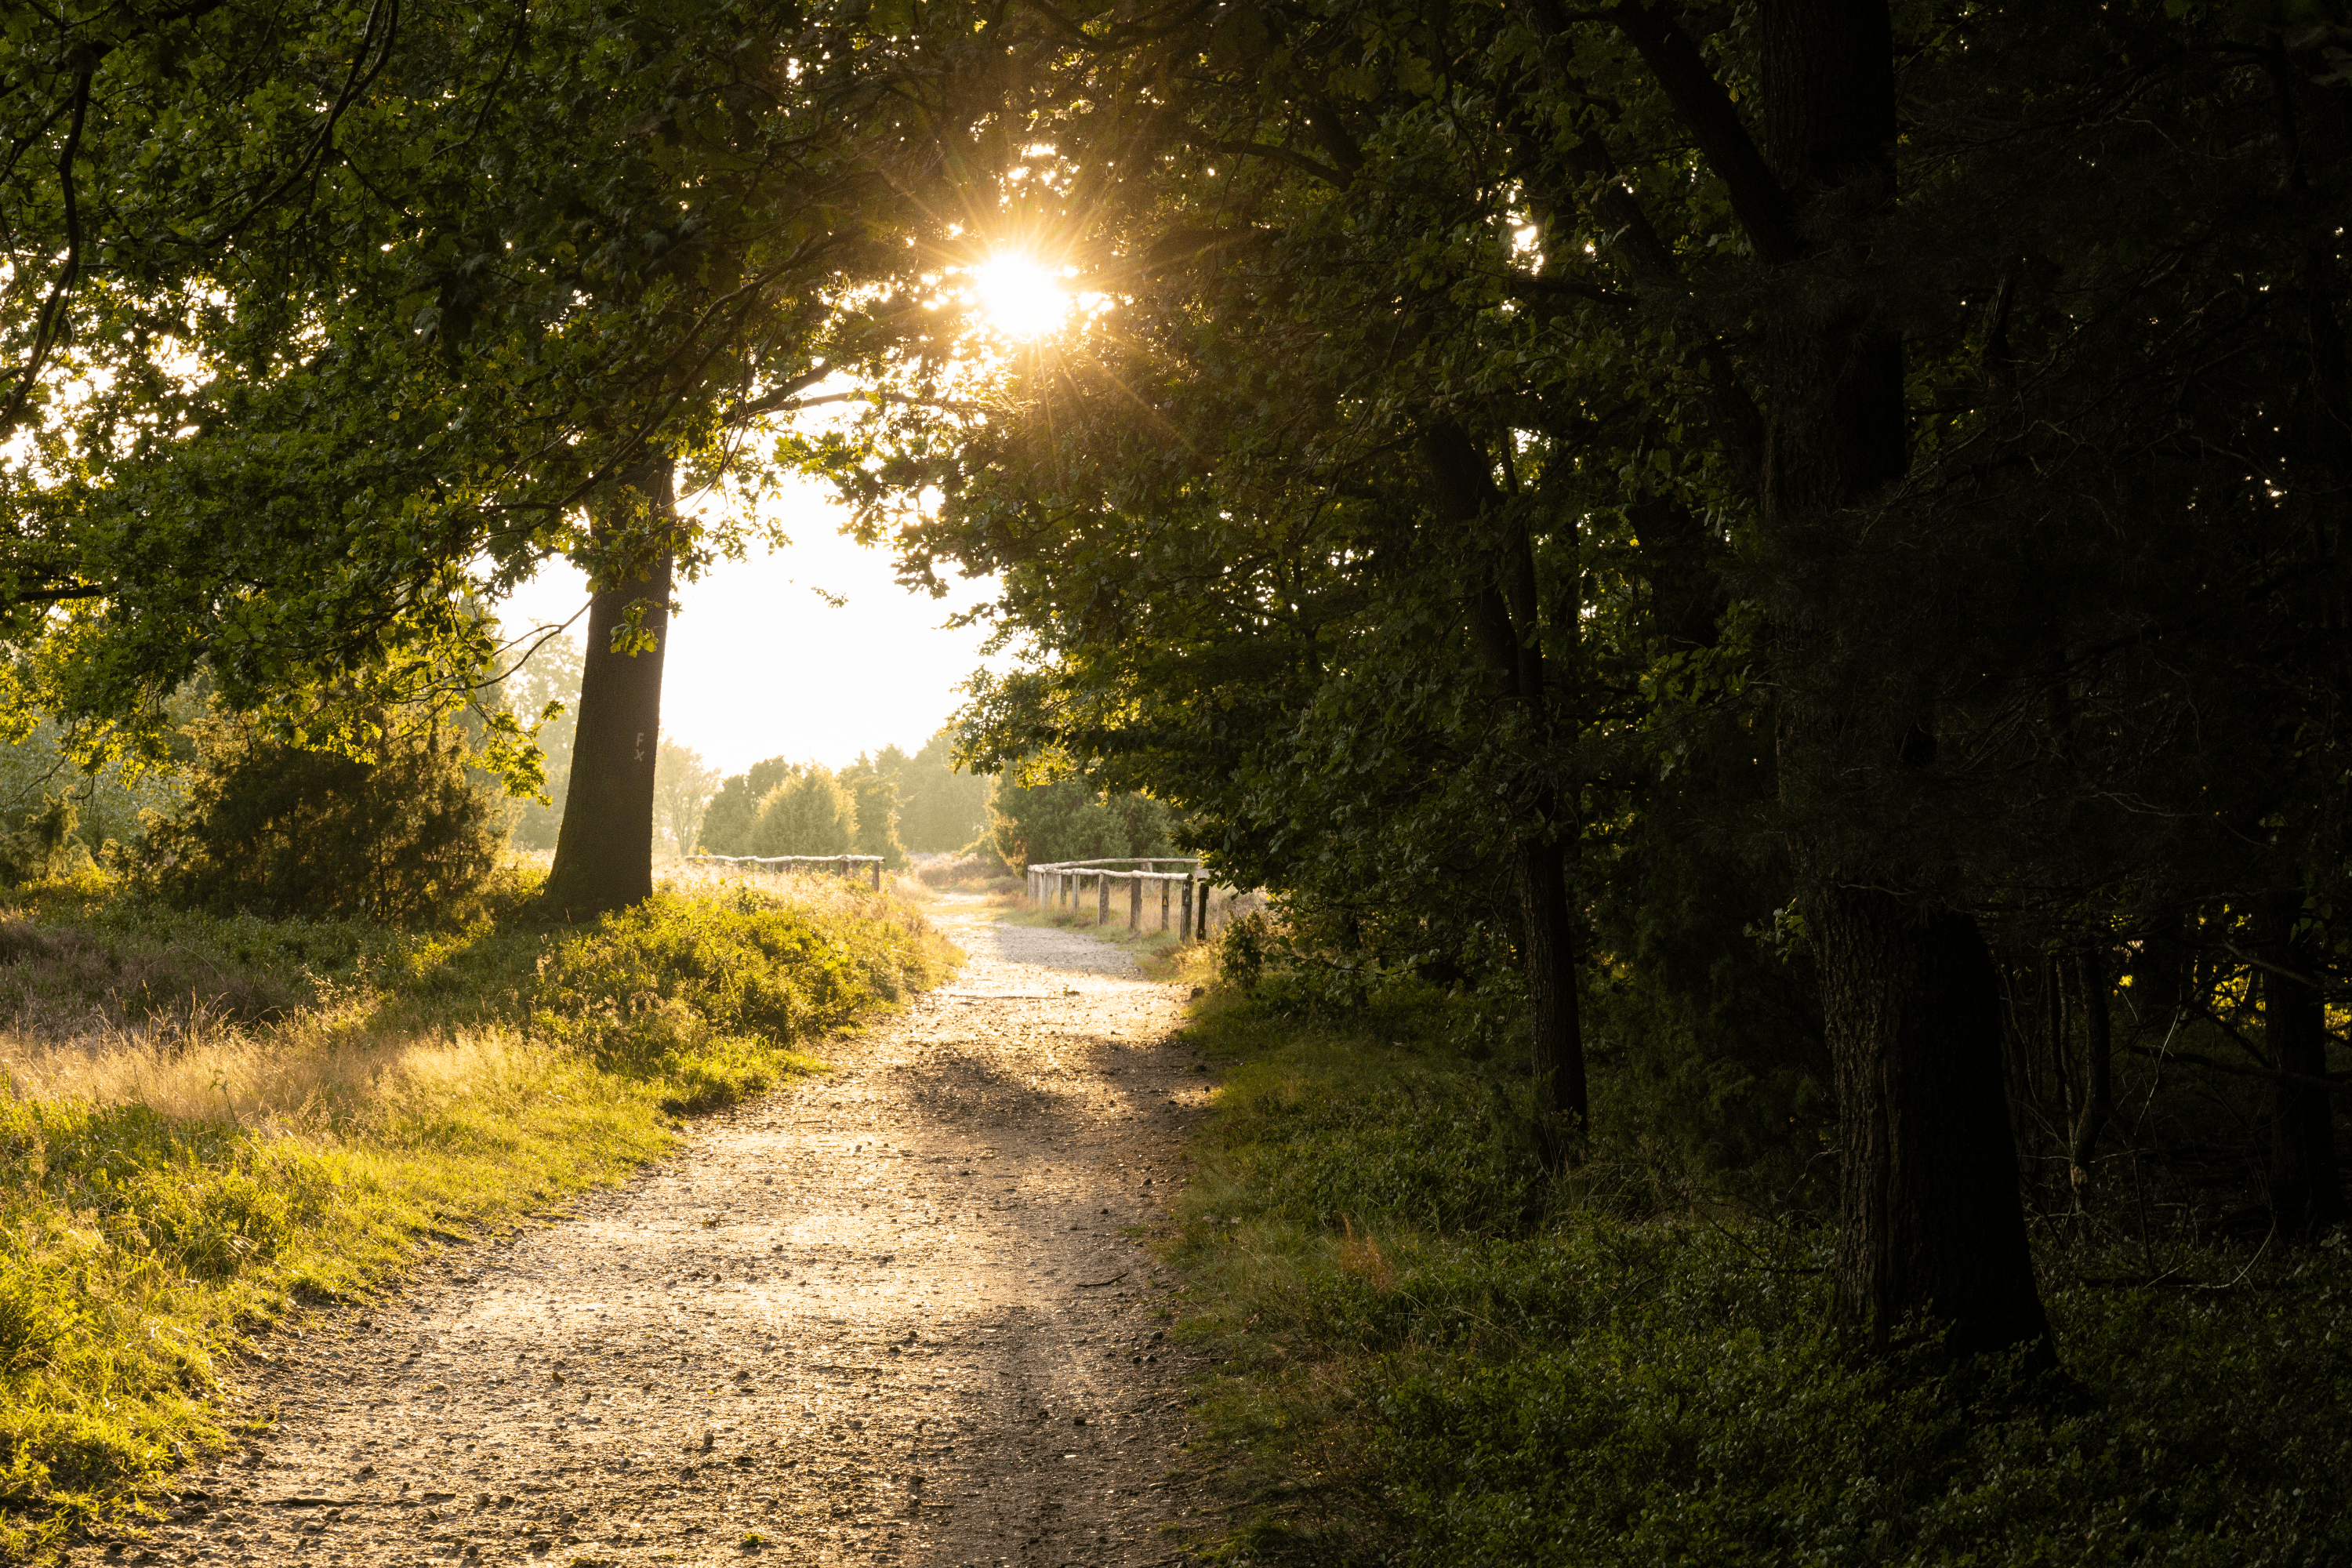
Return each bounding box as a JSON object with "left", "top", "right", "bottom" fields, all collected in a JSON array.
[
  {"left": 138, "top": 717, "right": 506, "bottom": 925},
  {"left": 1170, "top": 992, "right": 2352, "bottom": 1566},
  {"left": 0, "top": 869, "right": 956, "bottom": 1559}
]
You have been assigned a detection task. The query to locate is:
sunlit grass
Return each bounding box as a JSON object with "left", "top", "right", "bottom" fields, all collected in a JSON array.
[{"left": 0, "top": 868, "right": 956, "bottom": 1559}]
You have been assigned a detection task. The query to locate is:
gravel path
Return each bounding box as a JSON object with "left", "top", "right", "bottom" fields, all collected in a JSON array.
[{"left": 129, "top": 903, "right": 1214, "bottom": 1568}]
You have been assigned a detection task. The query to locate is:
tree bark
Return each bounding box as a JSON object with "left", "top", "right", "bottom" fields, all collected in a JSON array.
[
  {"left": 1516, "top": 837, "right": 1591, "bottom": 1166},
  {"left": 1739, "top": 0, "right": 2053, "bottom": 1359},
  {"left": 2069, "top": 948, "right": 2114, "bottom": 1206},
  {"left": 543, "top": 463, "right": 677, "bottom": 917},
  {"left": 1421, "top": 422, "right": 1591, "bottom": 1165},
  {"left": 1815, "top": 887, "right": 2054, "bottom": 1359},
  {"left": 2264, "top": 899, "right": 2345, "bottom": 1238}
]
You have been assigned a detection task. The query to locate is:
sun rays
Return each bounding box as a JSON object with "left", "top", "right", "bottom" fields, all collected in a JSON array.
[{"left": 974, "top": 254, "right": 1073, "bottom": 340}]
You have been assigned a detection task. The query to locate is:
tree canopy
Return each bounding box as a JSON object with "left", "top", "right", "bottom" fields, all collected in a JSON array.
[
  {"left": 3, "top": 0, "right": 2347, "bottom": 1364},
  {"left": 799, "top": 0, "right": 2352, "bottom": 1349}
]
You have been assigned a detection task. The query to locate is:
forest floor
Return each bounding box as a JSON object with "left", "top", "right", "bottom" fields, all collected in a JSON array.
[{"left": 122, "top": 898, "right": 1216, "bottom": 1568}]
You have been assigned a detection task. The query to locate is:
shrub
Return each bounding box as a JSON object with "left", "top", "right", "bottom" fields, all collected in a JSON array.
[
  {"left": 529, "top": 882, "right": 946, "bottom": 1109},
  {"left": 751, "top": 766, "right": 857, "bottom": 856},
  {"left": 696, "top": 755, "right": 794, "bottom": 855},
  {"left": 140, "top": 717, "right": 502, "bottom": 924},
  {"left": 1219, "top": 909, "right": 1273, "bottom": 990},
  {"left": 0, "top": 797, "right": 82, "bottom": 885}
]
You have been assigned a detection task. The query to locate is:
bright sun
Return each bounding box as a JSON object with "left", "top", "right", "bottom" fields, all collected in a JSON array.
[{"left": 974, "top": 254, "right": 1071, "bottom": 340}]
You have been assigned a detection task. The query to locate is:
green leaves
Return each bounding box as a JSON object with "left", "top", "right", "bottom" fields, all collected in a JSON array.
[{"left": 4, "top": 0, "right": 987, "bottom": 760}]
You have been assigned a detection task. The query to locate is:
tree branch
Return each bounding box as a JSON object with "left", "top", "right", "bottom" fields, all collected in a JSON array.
[
  {"left": 0, "top": 61, "right": 91, "bottom": 439},
  {"left": 208, "top": 0, "right": 402, "bottom": 249},
  {"left": 1181, "top": 135, "right": 1349, "bottom": 189},
  {"left": 1606, "top": 2, "right": 1802, "bottom": 264}
]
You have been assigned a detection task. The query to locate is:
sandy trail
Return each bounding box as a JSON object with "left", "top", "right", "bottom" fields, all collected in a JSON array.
[{"left": 132, "top": 902, "right": 1212, "bottom": 1568}]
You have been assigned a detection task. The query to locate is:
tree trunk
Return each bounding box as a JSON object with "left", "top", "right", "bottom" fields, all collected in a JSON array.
[
  {"left": 2069, "top": 948, "right": 2114, "bottom": 1205},
  {"left": 1420, "top": 422, "right": 1592, "bottom": 1167},
  {"left": 1517, "top": 837, "right": 1591, "bottom": 1166},
  {"left": 2264, "top": 899, "right": 2345, "bottom": 1238},
  {"left": 1749, "top": 0, "right": 2053, "bottom": 1359},
  {"left": 1814, "top": 887, "right": 2055, "bottom": 1360},
  {"left": 543, "top": 464, "right": 677, "bottom": 918}
]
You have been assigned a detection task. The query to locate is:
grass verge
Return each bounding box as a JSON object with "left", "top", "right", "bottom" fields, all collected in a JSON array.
[
  {"left": 1167, "top": 984, "right": 2352, "bottom": 1566},
  {"left": 0, "top": 869, "right": 956, "bottom": 1563}
]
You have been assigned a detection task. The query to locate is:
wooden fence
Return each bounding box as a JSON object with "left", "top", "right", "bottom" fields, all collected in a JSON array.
[
  {"left": 686, "top": 854, "right": 884, "bottom": 891},
  {"left": 1024, "top": 857, "right": 1221, "bottom": 939}
]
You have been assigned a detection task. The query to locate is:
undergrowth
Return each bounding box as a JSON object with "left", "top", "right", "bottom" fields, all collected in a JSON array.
[
  {"left": 1168, "top": 988, "right": 2352, "bottom": 1566},
  {"left": 0, "top": 869, "right": 956, "bottom": 1562}
]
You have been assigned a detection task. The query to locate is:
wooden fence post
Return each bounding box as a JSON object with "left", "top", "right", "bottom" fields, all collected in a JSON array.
[
  {"left": 869, "top": 860, "right": 881, "bottom": 891},
  {"left": 1129, "top": 873, "right": 1142, "bottom": 932},
  {"left": 1160, "top": 877, "right": 1171, "bottom": 932},
  {"left": 1097, "top": 872, "right": 1110, "bottom": 925},
  {"left": 1196, "top": 877, "right": 1209, "bottom": 941},
  {"left": 1180, "top": 878, "right": 1194, "bottom": 941}
]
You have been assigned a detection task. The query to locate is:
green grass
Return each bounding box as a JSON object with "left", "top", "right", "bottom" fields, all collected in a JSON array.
[
  {"left": 1167, "top": 986, "right": 2352, "bottom": 1566},
  {"left": 0, "top": 869, "right": 956, "bottom": 1562}
]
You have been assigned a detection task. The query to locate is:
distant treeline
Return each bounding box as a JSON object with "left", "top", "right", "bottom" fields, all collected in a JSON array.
[
  {"left": 0, "top": 629, "right": 1182, "bottom": 891},
  {"left": 695, "top": 735, "right": 989, "bottom": 867}
]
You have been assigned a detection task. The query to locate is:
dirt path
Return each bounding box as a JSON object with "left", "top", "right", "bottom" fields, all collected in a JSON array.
[{"left": 132, "top": 902, "right": 1214, "bottom": 1568}]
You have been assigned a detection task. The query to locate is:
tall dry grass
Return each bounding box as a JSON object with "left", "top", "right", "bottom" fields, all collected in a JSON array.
[{"left": 0, "top": 1007, "right": 535, "bottom": 1138}]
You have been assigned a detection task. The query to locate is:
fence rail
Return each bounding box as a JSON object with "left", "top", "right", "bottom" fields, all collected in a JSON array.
[
  {"left": 1023, "top": 856, "right": 1225, "bottom": 939},
  {"left": 687, "top": 854, "right": 884, "bottom": 891}
]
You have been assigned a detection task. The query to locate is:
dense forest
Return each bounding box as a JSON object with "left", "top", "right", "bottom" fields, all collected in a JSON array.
[{"left": 2, "top": 0, "right": 2349, "bottom": 1559}]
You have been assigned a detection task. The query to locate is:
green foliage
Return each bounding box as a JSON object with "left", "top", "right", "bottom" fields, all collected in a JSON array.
[
  {"left": 0, "top": 797, "right": 82, "bottom": 887},
  {"left": 1174, "top": 993, "right": 2352, "bottom": 1566},
  {"left": 839, "top": 753, "right": 908, "bottom": 869},
  {"left": 0, "top": 716, "right": 191, "bottom": 869},
  {"left": 699, "top": 757, "right": 796, "bottom": 857},
  {"left": 797, "top": 0, "right": 2352, "bottom": 1242},
  {"left": 3, "top": 0, "right": 985, "bottom": 752},
  {"left": 494, "top": 633, "right": 582, "bottom": 853},
  {"left": 0, "top": 873, "right": 954, "bottom": 1555},
  {"left": 751, "top": 767, "right": 858, "bottom": 857},
  {"left": 140, "top": 717, "right": 503, "bottom": 924},
  {"left": 896, "top": 729, "right": 993, "bottom": 853},
  {"left": 988, "top": 773, "right": 1177, "bottom": 868},
  {"left": 653, "top": 739, "right": 721, "bottom": 860},
  {"left": 1218, "top": 909, "right": 1273, "bottom": 993}
]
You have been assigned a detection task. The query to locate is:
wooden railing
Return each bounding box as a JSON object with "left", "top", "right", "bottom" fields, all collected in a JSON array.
[
  {"left": 686, "top": 854, "right": 884, "bottom": 891},
  {"left": 1024, "top": 856, "right": 1215, "bottom": 938}
]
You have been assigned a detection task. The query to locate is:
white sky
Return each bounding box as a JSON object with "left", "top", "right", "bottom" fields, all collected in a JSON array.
[{"left": 495, "top": 474, "right": 1000, "bottom": 777}]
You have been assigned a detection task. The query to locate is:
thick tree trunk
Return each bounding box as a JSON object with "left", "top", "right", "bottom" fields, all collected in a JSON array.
[
  {"left": 543, "top": 465, "right": 677, "bottom": 918},
  {"left": 2264, "top": 902, "right": 2344, "bottom": 1238},
  {"left": 1749, "top": 0, "right": 2053, "bottom": 1359},
  {"left": 1814, "top": 887, "right": 2054, "bottom": 1359}
]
